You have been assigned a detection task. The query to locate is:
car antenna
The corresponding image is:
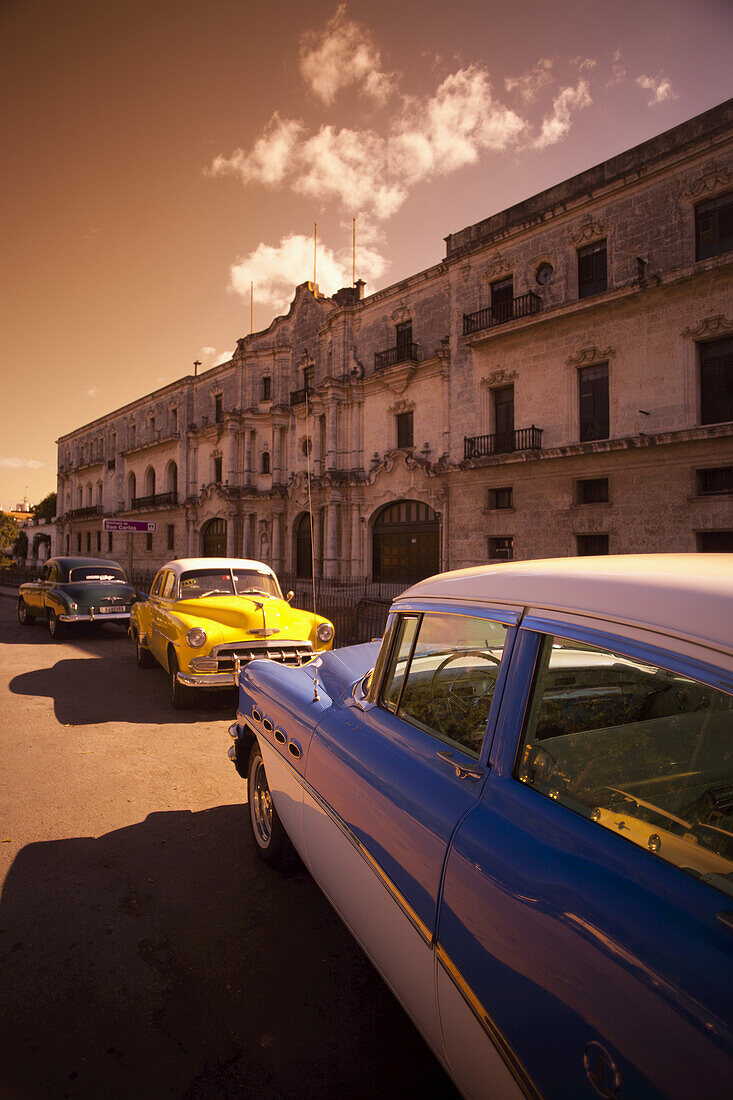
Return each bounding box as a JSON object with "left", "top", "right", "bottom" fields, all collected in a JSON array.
[{"left": 305, "top": 389, "right": 319, "bottom": 702}]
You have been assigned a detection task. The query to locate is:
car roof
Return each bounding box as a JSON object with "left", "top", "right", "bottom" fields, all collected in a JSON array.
[
  {"left": 157, "top": 557, "right": 278, "bottom": 577},
  {"left": 397, "top": 554, "right": 733, "bottom": 656},
  {"left": 51, "top": 557, "right": 124, "bottom": 570}
]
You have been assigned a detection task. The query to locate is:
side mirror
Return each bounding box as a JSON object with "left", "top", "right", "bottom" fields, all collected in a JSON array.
[
  {"left": 286, "top": 590, "right": 294, "bottom": 602},
  {"left": 351, "top": 669, "right": 374, "bottom": 711}
]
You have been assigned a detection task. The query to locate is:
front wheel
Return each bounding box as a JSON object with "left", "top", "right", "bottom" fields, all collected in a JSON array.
[
  {"left": 247, "top": 745, "right": 298, "bottom": 871},
  {"left": 17, "top": 599, "right": 34, "bottom": 626},
  {"left": 169, "top": 649, "right": 194, "bottom": 709}
]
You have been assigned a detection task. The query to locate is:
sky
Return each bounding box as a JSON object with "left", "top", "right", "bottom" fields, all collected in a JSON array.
[{"left": 1, "top": 0, "right": 732, "bottom": 510}]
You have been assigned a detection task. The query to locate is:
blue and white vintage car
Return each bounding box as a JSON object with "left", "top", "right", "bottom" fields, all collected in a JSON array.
[{"left": 228, "top": 555, "right": 733, "bottom": 1099}]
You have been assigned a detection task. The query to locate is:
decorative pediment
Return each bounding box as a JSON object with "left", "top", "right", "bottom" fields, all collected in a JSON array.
[
  {"left": 681, "top": 162, "right": 732, "bottom": 201},
  {"left": 682, "top": 314, "right": 733, "bottom": 339},
  {"left": 391, "top": 305, "right": 411, "bottom": 325},
  {"left": 483, "top": 252, "right": 514, "bottom": 281},
  {"left": 387, "top": 398, "right": 415, "bottom": 416},
  {"left": 480, "top": 368, "right": 518, "bottom": 388},
  {"left": 567, "top": 216, "right": 608, "bottom": 247},
  {"left": 565, "top": 345, "right": 615, "bottom": 368}
]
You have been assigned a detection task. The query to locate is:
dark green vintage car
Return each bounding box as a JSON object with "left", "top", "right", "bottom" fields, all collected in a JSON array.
[{"left": 17, "top": 557, "right": 138, "bottom": 639}]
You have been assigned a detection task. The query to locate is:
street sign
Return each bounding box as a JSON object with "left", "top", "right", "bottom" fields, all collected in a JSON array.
[{"left": 103, "top": 519, "right": 158, "bottom": 533}]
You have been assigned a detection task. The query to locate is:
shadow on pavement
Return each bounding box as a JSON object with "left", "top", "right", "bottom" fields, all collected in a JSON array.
[
  {"left": 0, "top": 806, "right": 455, "bottom": 1099},
  {"left": 10, "top": 655, "right": 234, "bottom": 725}
]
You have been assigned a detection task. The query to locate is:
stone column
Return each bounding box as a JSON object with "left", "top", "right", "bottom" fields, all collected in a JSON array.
[
  {"left": 226, "top": 509, "right": 236, "bottom": 556},
  {"left": 351, "top": 401, "right": 362, "bottom": 470},
  {"left": 272, "top": 511, "right": 282, "bottom": 571},
  {"left": 325, "top": 401, "right": 337, "bottom": 472},
  {"left": 187, "top": 515, "right": 197, "bottom": 556},
  {"left": 323, "top": 499, "right": 339, "bottom": 578},
  {"left": 351, "top": 504, "right": 362, "bottom": 576},
  {"left": 313, "top": 506, "right": 323, "bottom": 578},
  {"left": 226, "top": 423, "right": 237, "bottom": 486},
  {"left": 273, "top": 425, "right": 282, "bottom": 483},
  {"left": 244, "top": 429, "right": 253, "bottom": 485}
]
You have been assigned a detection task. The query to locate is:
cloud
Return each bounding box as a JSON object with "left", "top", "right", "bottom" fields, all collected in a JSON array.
[
  {"left": 0, "top": 458, "right": 45, "bottom": 470},
  {"left": 635, "top": 74, "right": 675, "bottom": 106},
  {"left": 229, "top": 232, "right": 387, "bottom": 313},
  {"left": 608, "top": 48, "right": 626, "bottom": 87},
  {"left": 299, "top": 4, "right": 394, "bottom": 105},
  {"left": 505, "top": 59, "right": 554, "bottom": 103},
  {"left": 87, "top": 386, "right": 99, "bottom": 398},
  {"left": 209, "top": 114, "right": 305, "bottom": 186},
  {"left": 201, "top": 347, "right": 231, "bottom": 367},
  {"left": 535, "top": 76, "right": 593, "bottom": 148}
]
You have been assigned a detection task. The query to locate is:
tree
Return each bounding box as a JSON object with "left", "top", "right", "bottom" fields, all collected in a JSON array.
[
  {"left": 33, "top": 492, "right": 57, "bottom": 521},
  {"left": 0, "top": 512, "right": 18, "bottom": 556},
  {"left": 13, "top": 529, "right": 28, "bottom": 560}
]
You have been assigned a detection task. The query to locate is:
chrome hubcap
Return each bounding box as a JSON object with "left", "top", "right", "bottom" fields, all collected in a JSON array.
[{"left": 251, "top": 759, "right": 272, "bottom": 844}]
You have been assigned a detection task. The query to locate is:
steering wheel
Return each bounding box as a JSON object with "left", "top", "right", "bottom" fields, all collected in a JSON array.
[{"left": 429, "top": 650, "right": 500, "bottom": 724}]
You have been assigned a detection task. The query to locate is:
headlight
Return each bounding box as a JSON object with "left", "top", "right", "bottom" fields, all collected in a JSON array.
[
  {"left": 316, "top": 622, "right": 334, "bottom": 643},
  {"left": 186, "top": 627, "right": 207, "bottom": 648}
]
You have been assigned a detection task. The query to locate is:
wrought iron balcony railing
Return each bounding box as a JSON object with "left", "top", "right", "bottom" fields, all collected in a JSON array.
[
  {"left": 374, "top": 343, "right": 419, "bottom": 370},
  {"left": 290, "top": 388, "right": 310, "bottom": 406},
  {"left": 463, "top": 292, "right": 542, "bottom": 335},
  {"left": 464, "top": 426, "right": 543, "bottom": 460},
  {"left": 64, "top": 505, "right": 104, "bottom": 521},
  {"left": 130, "top": 492, "right": 178, "bottom": 510}
]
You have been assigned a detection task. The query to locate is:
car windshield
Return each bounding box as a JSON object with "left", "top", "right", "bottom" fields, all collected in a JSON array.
[
  {"left": 68, "top": 566, "right": 127, "bottom": 583},
  {"left": 178, "top": 568, "right": 281, "bottom": 600}
]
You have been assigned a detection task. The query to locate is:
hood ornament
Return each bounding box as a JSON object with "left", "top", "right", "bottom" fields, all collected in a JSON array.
[{"left": 245, "top": 597, "right": 280, "bottom": 638}]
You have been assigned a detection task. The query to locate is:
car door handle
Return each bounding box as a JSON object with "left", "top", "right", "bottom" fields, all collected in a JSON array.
[{"left": 436, "top": 750, "right": 485, "bottom": 781}]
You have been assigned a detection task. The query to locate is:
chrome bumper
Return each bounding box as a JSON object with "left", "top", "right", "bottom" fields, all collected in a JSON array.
[
  {"left": 177, "top": 670, "right": 237, "bottom": 689},
  {"left": 59, "top": 612, "right": 131, "bottom": 623}
]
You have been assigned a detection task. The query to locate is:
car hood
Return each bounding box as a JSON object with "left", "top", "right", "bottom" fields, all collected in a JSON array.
[{"left": 173, "top": 595, "right": 324, "bottom": 638}]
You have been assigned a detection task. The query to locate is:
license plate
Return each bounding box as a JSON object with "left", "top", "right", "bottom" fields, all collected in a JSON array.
[{"left": 99, "top": 605, "right": 127, "bottom": 614}]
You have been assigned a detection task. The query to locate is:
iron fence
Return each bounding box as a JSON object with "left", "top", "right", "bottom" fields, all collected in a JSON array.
[{"left": 463, "top": 292, "right": 541, "bottom": 335}]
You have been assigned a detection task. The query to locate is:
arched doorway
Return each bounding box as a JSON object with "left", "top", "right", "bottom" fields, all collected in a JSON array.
[
  {"left": 372, "top": 500, "right": 440, "bottom": 584},
  {"left": 295, "top": 512, "right": 313, "bottom": 578},
  {"left": 201, "top": 518, "right": 227, "bottom": 557}
]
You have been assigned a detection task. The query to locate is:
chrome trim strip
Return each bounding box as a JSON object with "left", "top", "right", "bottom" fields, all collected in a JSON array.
[{"left": 435, "top": 943, "right": 542, "bottom": 1100}]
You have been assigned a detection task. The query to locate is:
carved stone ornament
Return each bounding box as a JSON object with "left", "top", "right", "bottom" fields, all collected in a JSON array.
[
  {"left": 682, "top": 314, "right": 733, "bottom": 339},
  {"left": 567, "top": 216, "right": 608, "bottom": 247},
  {"left": 387, "top": 398, "right": 415, "bottom": 416},
  {"left": 480, "top": 368, "right": 518, "bottom": 388},
  {"left": 483, "top": 253, "right": 514, "bottom": 281},
  {"left": 681, "top": 162, "right": 732, "bottom": 201},
  {"left": 565, "top": 345, "right": 615, "bottom": 368},
  {"left": 391, "top": 306, "right": 411, "bottom": 325}
]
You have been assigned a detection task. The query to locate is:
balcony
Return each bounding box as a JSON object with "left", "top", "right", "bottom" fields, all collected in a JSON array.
[
  {"left": 290, "top": 388, "right": 311, "bottom": 407},
  {"left": 374, "top": 343, "right": 418, "bottom": 370},
  {"left": 64, "top": 505, "right": 104, "bottom": 521},
  {"left": 463, "top": 292, "right": 541, "bottom": 336},
  {"left": 464, "top": 426, "right": 543, "bottom": 460},
  {"left": 131, "top": 492, "right": 178, "bottom": 510}
]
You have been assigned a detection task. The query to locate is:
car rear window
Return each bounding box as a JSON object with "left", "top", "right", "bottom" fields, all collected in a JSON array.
[{"left": 69, "top": 566, "right": 127, "bottom": 583}]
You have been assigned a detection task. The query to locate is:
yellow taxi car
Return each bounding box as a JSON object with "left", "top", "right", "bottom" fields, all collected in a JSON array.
[{"left": 130, "top": 557, "right": 334, "bottom": 708}]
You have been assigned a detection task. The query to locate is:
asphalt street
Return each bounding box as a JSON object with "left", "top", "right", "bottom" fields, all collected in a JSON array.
[{"left": 0, "top": 595, "right": 457, "bottom": 1099}]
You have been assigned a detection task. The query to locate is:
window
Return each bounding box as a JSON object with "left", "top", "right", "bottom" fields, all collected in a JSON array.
[
  {"left": 700, "top": 338, "right": 733, "bottom": 425},
  {"left": 76, "top": 533, "right": 81, "bottom": 552},
  {"left": 697, "top": 466, "right": 733, "bottom": 495},
  {"left": 146, "top": 532, "right": 153, "bottom": 551},
  {"left": 516, "top": 634, "right": 733, "bottom": 897},
  {"left": 108, "top": 533, "right": 113, "bottom": 553},
  {"left": 490, "top": 277, "right": 514, "bottom": 323},
  {"left": 697, "top": 531, "right": 733, "bottom": 552},
  {"left": 262, "top": 376, "right": 271, "bottom": 401},
  {"left": 577, "top": 240, "right": 607, "bottom": 299},
  {"left": 487, "top": 487, "right": 513, "bottom": 510},
  {"left": 161, "top": 571, "right": 176, "bottom": 598},
  {"left": 171, "top": 408, "right": 177, "bottom": 433},
  {"left": 579, "top": 363, "right": 609, "bottom": 442},
  {"left": 695, "top": 192, "right": 733, "bottom": 261},
  {"left": 150, "top": 415, "right": 156, "bottom": 434},
  {"left": 261, "top": 451, "right": 271, "bottom": 474},
  {"left": 577, "top": 534, "right": 609, "bottom": 555},
  {"left": 380, "top": 612, "right": 509, "bottom": 758},
  {"left": 577, "top": 477, "right": 609, "bottom": 504},
  {"left": 167, "top": 524, "right": 175, "bottom": 550},
  {"left": 493, "top": 386, "right": 515, "bottom": 453},
  {"left": 214, "top": 456, "right": 223, "bottom": 483},
  {"left": 489, "top": 536, "right": 513, "bottom": 560},
  {"left": 395, "top": 321, "right": 413, "bottom": 358},
  {"left": 396, "top": 411, "right": 414, "bottom": 449},
  {"left": 303, "top": 365, "right": 314, "bottom": 392},
  {"left": 150, "top": 571, "right": 165, "bottom": 597},
  {"left": 86, "top": 532, "right": 91, "bottom": 552},
  {"left": 129, "top": 423, "right": 136, "bottom": 446},
  {"left": 215, "top": 393, "right": 223, "bottom": 423},
  {"left": 96, "top": 531, "right": 101, "bottom": 552}
]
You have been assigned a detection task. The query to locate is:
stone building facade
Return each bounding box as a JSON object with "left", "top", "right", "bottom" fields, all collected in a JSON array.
[{"left": 57, "top": 99, "right": 733, "bottom": 583}]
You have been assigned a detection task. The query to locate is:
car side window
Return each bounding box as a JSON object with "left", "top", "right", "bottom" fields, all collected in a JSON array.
[
  {"left": 381, "top": 612, "right": 508, "bottom": 758},
  {"left": 516, "top": 635, "right": 733, "bottom": 898},
  {"left": 161, "top": 572, "right": 176, "bottom": 599},
  {"left": 150, "top": 572, "right": 165, "bottom": 597}
]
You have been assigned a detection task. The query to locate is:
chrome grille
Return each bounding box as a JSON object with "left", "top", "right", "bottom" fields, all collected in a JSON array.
[{"left": 212, "top": 640, "right": 314, "bottom": 670}]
